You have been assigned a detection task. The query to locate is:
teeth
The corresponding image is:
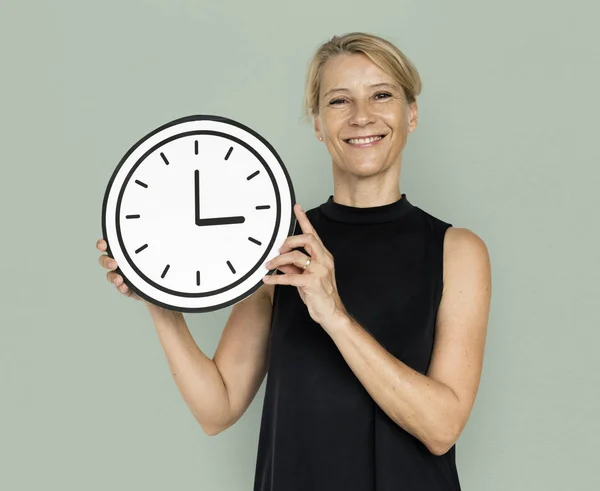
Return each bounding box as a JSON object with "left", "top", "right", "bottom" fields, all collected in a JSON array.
[{"left": 347, "top": 135, "right": 383, "bottom": 145}]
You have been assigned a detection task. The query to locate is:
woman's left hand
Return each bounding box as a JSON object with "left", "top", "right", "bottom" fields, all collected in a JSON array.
[{"left": 262, "top": 203, "right": 346, "bottom": 327}]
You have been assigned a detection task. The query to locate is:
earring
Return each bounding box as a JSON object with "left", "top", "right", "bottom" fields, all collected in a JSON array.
[{"left": 319, "top": 137, "right": 323, "bottom": 140}]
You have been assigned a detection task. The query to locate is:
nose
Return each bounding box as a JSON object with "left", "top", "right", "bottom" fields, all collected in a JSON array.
[{"left": 348, "top": 99, "right": 375, "bottom": 126}]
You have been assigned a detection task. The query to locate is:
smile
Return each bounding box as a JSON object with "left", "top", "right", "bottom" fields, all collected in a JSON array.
[{"left": 344, "top": 135, "right": 386, "bottom": 146}]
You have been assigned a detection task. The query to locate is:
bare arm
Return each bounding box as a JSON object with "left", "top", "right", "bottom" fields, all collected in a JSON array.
[
  {"left": 97, "top": 237, "right": 274, "bottom": 436},
  {"left": 319, "top": 228, "right": 491, "bottom": 455},
  {"left": 262, "top": 224, "right": 491, "bottom": 455},
  {"left": 148, "top": 284, "right": 274, "bottom": 436}
]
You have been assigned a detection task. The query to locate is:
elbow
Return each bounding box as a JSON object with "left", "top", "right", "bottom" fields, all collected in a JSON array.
[
  {"left": 201, "top": 421, "right": 230, "bottom": 436},
  {"left": 200, "top": 413, "right": 237, "bottom": 436},
  {"left": 423, "top": 423, "right": 461, "bottom": 456},
  {"left": 425, "top": 438, "right": 455, "bottom": 457},
  {"left": 196, "top": 403, "right": 237, "bottom": 436},
  {"left": 201, "top": 424, "right": 222, "bottom": 436}
]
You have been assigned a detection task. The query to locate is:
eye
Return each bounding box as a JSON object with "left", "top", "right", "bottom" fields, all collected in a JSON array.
[
  {"left": 329, "top": 98, "right": 347, "bottom": 105},
  {"left": 374, "top": 91, "right": 392, "bottom": 100}
]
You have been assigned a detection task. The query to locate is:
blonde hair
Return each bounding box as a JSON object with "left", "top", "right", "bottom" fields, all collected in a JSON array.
[{"left": 304, "top": 32, "right": 422, "bottom": 117}]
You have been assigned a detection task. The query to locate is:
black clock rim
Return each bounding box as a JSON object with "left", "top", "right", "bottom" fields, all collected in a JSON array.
[{"left": 101, "top": 114, "right": 296, "bottom": 313}]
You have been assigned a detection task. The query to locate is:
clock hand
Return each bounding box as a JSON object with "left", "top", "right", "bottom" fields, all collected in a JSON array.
[
  {"left": 196, "top": 216, "right": 246, "bottom": 226},
  {"left": 194, "top": 169, "right": 244, "bottom": 226},
  {"left": 195, "top": 169, "right": 201, "bottom": 226}
]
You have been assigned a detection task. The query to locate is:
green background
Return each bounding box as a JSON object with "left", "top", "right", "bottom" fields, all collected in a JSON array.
[{"left": 1, "top": 0, "right": 598, "bottom": 489}]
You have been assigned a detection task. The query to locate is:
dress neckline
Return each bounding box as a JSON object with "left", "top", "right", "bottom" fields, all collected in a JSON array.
[{"left": 318, "top": 193, "right": 414, "bottom": 224}]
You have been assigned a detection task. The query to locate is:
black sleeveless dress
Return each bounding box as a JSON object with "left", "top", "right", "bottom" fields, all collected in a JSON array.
[{"left": 253, "top": 194, "right": 460, "bottom": 491}]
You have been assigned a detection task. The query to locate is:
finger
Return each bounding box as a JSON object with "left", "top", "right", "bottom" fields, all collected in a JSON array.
[
  {"left": 117, "top": 281, "right": 140, "bottom": 300},
  {"left": 280, "top": 234, "right": 323, "bottom": 258},
  {"left": 97, "top": 239, "right": 107, "bottom": 252},
  {"left": 107, "top": 271, "right": 122, "bottom": 285},
  {"left": 275, "top": 264, "right": 302, "bottom": 275},
  {"left": 294, "top": 204, "right": 324, "bottom": 244},
  {"left": 123, "top": 287, "right": 138, "bottom": 299},
  {"left": 263, "top": 272, "right": 306, "bottom": 287},
  {"left": 266, "top": 251, "right": 311, "bottom": 271},
  {"left": 99, "top": 255, "right": 118, "bottom": 270}
]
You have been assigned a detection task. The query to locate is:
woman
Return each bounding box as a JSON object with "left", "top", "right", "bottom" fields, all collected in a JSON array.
[{"left": 97, "top": 32, "right": 491, "bottom": 491}]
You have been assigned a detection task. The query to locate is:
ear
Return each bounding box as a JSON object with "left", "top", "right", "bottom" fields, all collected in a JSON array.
[
  {"left": 313, "top": 116, "right": 323, "bottom": 141},
  {"left": 407, "top": 99, "right": 418, "bottom": 132}
]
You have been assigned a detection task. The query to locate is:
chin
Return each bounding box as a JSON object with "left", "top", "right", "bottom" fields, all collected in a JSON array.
[{"left": 339, "top": 161, "right": 389, "bottom": 178}]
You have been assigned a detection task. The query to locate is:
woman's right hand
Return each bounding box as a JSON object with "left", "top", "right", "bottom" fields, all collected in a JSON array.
[{"left": 97, "top": 238, "right": 142, "bottom": 302}]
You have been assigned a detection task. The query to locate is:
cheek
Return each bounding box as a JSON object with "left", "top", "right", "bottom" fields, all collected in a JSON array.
[
  {"left": 321, "top": 116, "right": 345, "bottom": 139},
  {"left": 376, "top": 103, "right": 406, "bottom": 124}
]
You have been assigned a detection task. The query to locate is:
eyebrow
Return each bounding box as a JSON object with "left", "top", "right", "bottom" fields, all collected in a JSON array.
[{"left": 322, "top": 82, "right": 398, "bottom": 99}]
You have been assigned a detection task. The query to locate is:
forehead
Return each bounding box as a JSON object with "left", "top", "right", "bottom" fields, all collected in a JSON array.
[{"left": 319, "top": 53, "right": 396, "bottom": 92}]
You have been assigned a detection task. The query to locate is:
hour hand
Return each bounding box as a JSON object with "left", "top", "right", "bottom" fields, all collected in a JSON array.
[
  {"left": 194, "top": 169, "right": 245, "bottom": 226},
  {"left": 195, "top": 169, "right": 201, "bottom": 224},
  {"left": 196, "top": 216, "right": 246, "bottom": 226}
]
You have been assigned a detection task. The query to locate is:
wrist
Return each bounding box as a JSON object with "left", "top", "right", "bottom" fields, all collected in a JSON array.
[
  {"left": 321, "top": 304, "right": 353, "bottom": 335},
  {"left": 146, "top": 302, "right": 183, "bottom": 324}
]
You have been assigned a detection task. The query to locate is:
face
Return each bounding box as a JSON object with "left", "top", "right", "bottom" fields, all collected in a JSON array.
[{"left": 314, "top": 53, "right": 417, "bottom": 178}]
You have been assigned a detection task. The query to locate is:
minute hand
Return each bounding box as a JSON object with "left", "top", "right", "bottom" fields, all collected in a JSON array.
[{"left": 196, "top": 216, "right": 246, "bottom": 226}]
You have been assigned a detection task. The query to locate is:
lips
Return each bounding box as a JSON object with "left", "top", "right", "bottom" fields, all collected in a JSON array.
[{"left": 344, "top": 134, "right": 387, "bottom": 145}]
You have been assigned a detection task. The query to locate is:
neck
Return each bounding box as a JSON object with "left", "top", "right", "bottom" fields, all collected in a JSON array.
[{"left": 331, "top": 162, "right": 402, "bottom": 208}]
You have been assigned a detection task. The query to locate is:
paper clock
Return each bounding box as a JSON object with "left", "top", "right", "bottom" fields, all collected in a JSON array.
[{"left": 102, "top": 115, "right": 296, "bottom": 312}]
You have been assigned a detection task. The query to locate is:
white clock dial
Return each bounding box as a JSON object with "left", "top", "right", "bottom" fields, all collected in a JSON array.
[{"left": 102, "top": 115, "right": 295, "bottom": 312}]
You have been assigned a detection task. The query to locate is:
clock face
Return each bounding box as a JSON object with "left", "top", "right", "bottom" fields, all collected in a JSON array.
[{"left": 102, "top": 115, "right": 295, "bottom": 312}]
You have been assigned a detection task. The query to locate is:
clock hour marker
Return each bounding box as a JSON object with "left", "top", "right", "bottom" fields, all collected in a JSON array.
[
  {"left": 256, "top": 205, "right": 270, "bottom": 210},
  {"left": 161, "top": 264, "right": 170, "bottom": 279},
  {"left": 248, "top": 237, "right": 262, "bottom": 246},
  {"left": 224, "top": 146, "right": 233, "bottom": 160},
  {"left": 126, "top": 214, "right": 140, "bottom": 219},
  {"left": 135, "top": 180, "right": 148, "bottom": 188},
  {"left": 195, "top": 140, "right": 198, "bottom": 155},
  {"left": 196, "top": 271, "right": 200, "bottom": 286},
  {"left": 160, "top": 152, "right": 170, "bottom": 165},
  {"left": 227, "top": 261, "right": 236, "bottom": 274},
  {"left": 247, "top": 170, "right": 260, "bottom": 181},
  {"left": 135, "top": 244, "right": 148, "bottom": 254}
]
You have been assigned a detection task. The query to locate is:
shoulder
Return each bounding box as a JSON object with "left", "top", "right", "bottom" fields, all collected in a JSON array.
[
  {"left": 444, "top": 227, "right": 488, "bottom": 258},
  {"left": 412, "top": 205, "right": 485, "bottom": 252},
  {"left": 443, "top": 227, "right": 491, "bottom": 290}
]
